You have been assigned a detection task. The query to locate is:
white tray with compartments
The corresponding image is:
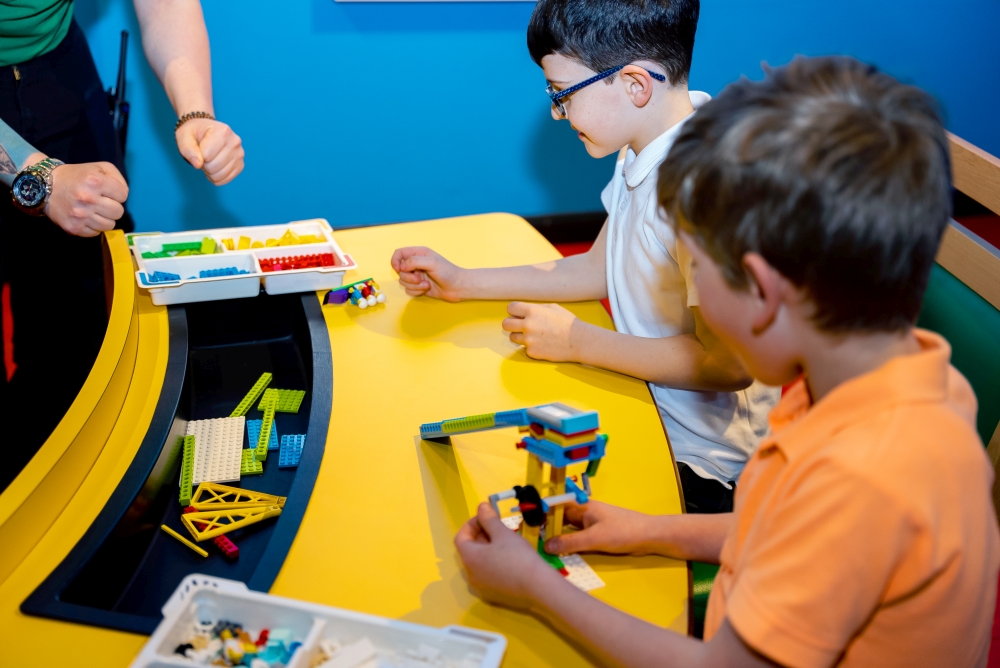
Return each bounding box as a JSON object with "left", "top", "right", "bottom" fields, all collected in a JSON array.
[
  {"left": 129, "top": 575, "right": 506, "bottom": 668},
  {"left": 128, "top": 219, "right": 358, "bottom": 306}
]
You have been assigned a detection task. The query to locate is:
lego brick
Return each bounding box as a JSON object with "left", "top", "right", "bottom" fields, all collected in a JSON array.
[
  {"left": 240, "top": 449, "right": 263, "bottom": 475},
  {"left": 181, "top": 504, "right": 282, "bottom": 541},
  {"left": 178, "top": 435, "right": 195, "bottom": 506},
  {"left": 146, "top": 270, "right": 181, "bottom": 284},
  {"left": 182, "top": 506, "right": 241, "bottom": 559},
  {"left": 199, "top": 267, "right": 249, "bottom": 278},
  {"left": 278, "top": 434, "right": 305, "bottom": 468},
  {"left": 246, "top": 418, "right": 279, "bottom": 452},
  {"left": 187, "top": 417, "right": 245, "bottom": 484},
  {"left": 255, "top": 396, "right": 276, "bottom": 461},
  {"left": 230, "top": 372, "right": 273, "bottom": 417},
  {"left": 221, "top": 238, "right": 235, "bottom": 251},
  {"left": 160, "top": 524, "right": 208, "bottom": 557},
  {"left": 419, "top": 408, "right": 529, "bottom": 440},
  {"left": 237, "top": 236, "right": 251, "bottom": 250},
  {"left": 161, "top": 241, "right": 203, "bottom": 252},
  {"left": 200, "top": 237, "right": 216, "bottom": 254},
  {"left": 526, "top": 403, "right": 599, "bottom": 435},
  {"left": 520, "top": 433, "right": 607, "bottom": 469},
  {"left": 258, "top": 388, "right": 306, "bottom": 413},
  {"left": 190, "top": 482, "right": 286, "bottom": 510},
  {"left": 539, "top": 427, "right": 599, "bottom": 447},
  {"left": 561, "top": 554, "right": 605, "bottom": 592}
]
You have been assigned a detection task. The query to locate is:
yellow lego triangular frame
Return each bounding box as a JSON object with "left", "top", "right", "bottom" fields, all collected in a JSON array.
[
  {"left": 181, "top": 505, "right": 282, "bottom": 541},
  {"left": 189, "top": 482, "right": 287, "bottom": 510}
]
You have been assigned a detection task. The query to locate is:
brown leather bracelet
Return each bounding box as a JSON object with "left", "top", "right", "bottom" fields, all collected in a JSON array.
[{"left": 175, "top": 111, "right": 215, "bottom": 131}]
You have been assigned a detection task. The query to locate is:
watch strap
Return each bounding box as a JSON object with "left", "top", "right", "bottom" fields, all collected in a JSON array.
[{"left": 27, "top": 157, "right": 65, "bottom": 179}]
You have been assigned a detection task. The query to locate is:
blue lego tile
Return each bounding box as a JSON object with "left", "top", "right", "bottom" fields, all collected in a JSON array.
[
  {"left": 526, "top": 403, "right": 599, "bottom": 435},
  {"left": 199, "top": 267, "right": 249, "bottom": 278},
  {"left": 246, "top": 419, "right": 279, "bottom": 451},
  {"left": 142, "top": 271, "right": 181, "bottom": 284},
  {"left": 279, "top": 434, "right": 305, "bottom": 468}
]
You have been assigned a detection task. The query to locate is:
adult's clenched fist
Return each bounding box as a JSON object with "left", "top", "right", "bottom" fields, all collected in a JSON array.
[
  {"left": 44, "top": 161, "right": 129, "bottom": 237},
  {"left": 175, "top": 118, "right": 244, "bottom": 186}
]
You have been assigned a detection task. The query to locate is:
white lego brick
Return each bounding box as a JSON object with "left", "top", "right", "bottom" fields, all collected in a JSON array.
[{"left": 187, "top": 417, "right": 245, "bottom": 484}]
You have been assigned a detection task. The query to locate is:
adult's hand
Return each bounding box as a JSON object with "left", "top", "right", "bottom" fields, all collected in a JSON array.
[
  {"left": 175, "top": 117, "right": 244, "bottom": 185},
  {"left": 44, "top": 162, "right": 129, "bottom": 237}
]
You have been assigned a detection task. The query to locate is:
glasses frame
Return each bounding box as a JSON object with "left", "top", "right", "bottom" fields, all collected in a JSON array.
[{"left": 546, "top": 64, "right": 667, "bottom": 118}]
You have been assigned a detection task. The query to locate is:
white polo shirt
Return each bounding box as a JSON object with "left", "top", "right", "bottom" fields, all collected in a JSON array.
[{"left": 602, "top": 91, "right": 781, "bottom": 484}]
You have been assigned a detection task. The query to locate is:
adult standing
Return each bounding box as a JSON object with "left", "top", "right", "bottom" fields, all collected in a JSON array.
[{"left": 0, "top": 0, "right": 245, "bottom": 489}]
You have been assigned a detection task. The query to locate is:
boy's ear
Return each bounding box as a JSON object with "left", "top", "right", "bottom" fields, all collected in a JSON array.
[
  {"left": 742, "top": 252, "right": 784, "bottom": 335},
  {"left": 620, "top": 65, "right": 655, "bottom": 109}
]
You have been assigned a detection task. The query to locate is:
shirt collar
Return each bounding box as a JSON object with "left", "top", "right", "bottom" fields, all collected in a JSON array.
[
  {"left": 623, "top": 91, "right": 711, "bottom": 189},
  {"left": 760, "top": 329, "right": 959, "bottom": 458}
]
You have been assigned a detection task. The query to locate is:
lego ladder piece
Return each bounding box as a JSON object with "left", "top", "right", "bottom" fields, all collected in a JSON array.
[
  {"left": 521, "top": 453, "right": 545, "bottom": 545},
  {"left": 178, "top": 435, "right": 195, "bottom": 506},
  {"left": 181, "top": 505, "right": 283, "bottom": 541},
  {"left": 255, "top": 395, "right": 276, "bottom": 461},
  {"left": 190, "top": 482, "right": 287, "bottom": 510},
  {"left": 278, "top": 434, "right": 305, "bottom": 468},
  {"left": 257, "top": 388, "right": 306, "bottom": 413},
  {"left": 240, "top": 449, "right": 263, "bottom": 475},
  {"left": 188, "top": 417, "right": 245, "bottom": 484},
  {"left": 229, "top": 372, "right": 273, "bottom": 417},
  {"left": 247, "top": 418, "right": 279, "bottom": 451},
  {"left": 547, "top": 467, "right": 567, "bottom": 538}
]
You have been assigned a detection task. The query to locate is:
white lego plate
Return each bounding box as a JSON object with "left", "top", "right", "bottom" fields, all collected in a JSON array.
[
  {"left": 500, "top": 515, "right": 605, "bottom": 593},
  {"left": 187, "top": 417, "right": 244, "bottom": 484}
]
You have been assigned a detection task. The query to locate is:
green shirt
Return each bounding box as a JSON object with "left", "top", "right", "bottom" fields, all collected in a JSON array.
[{"left": 0, "top": 0, "right": 74, "bottom": 67}]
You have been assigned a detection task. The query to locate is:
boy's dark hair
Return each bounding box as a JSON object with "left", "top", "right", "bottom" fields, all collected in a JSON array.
[
  {"left": 658, "top": 56, "right": 951, "bottom": 333},
  {"left": 527, "top": 0, "right": 699, "bottom": 87}
]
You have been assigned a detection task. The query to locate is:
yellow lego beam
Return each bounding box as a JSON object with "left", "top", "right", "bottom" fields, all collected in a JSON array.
[
  {"left": 190, "top": 482, "right": 287, "bottom": 510},
  {"left": 181, "top": 505, "right": 282, "bottom": 541}
]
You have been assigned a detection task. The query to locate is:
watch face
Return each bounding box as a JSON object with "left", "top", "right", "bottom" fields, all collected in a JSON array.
[{"left": 13, "top": 173, "right": 46, "bottom": 207}]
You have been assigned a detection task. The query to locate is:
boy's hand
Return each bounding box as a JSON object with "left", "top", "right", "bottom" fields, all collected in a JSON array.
[
  {"left": 545, "top": 501, "right": 657, "bottom": 556},
  {"left": 391, "top": 246, "right": 467, "bottom": 302},
  {"left": 503, "top": 302, "right": 586, "bottom": 362},
  {"left": 454, "top": 503, "right": 566, "bottom": 611}
]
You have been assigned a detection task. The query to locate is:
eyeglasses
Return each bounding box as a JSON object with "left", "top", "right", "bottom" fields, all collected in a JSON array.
[{"left": 546, "top": 64, "right": 667, "bottom": 118}]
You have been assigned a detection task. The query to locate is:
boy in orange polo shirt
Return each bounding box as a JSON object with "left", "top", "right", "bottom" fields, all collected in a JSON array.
[{"left": 454, "top": 55, "right": 1000, "bottom": 667}]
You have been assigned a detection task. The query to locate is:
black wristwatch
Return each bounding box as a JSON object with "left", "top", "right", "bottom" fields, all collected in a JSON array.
[{"left": 11, "top": 158, "right": 65, "bottom": 216}]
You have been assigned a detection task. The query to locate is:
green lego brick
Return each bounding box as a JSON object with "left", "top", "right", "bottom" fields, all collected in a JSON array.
[
  {"left": 258, "top": 388, "right": 306, "bottom": 413},
  {"left": 179, "top": 435, "right": 195, "bottom": 506},
  {"left": 255, "top": 396, "right": 275, "bottom": 462},
  {"left": 442, "top": 413, "right": 495, "bottom": 434},
  {"left": 230, "top": 372, "right": 273, "bottom": 417},
  {"left": 162, "top": 241, "right": 203, "bottom": 252},
  {"left": 141, "top": 250, "right": 171, "bottom": 259},
  {"left": 585, "top": 457, "right": 602, "bottom": 478},
  {"left": 200, "top": 237, "right": 216, "bottom": 254},
  {"left": 240, "top": 449, "right": 263, "bottom": 475},
  {"left": 537, "top": 536, "right": 565, "bottom": 570}
]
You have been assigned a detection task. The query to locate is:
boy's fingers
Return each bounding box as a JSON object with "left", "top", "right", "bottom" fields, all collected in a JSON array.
[
  {"left": 509, "top": 332, "right": 525, "bottom": 345},
  {"left": 545, "top": 530, "right": 594, "bottom": 555},
  {"left": 398, "top": 271, "right": 425, "bottom": 285},
  {"left": 507, "top": 301, "right": 530, "bottom": 317},
  {"left": 501, "top": 316, "right": 525, "bottom": 333},
  {"left": 475, "top": 502, "right": 509, "bottom": 540},
  {"left": 400, "top": 254, "right": 439, "bottom": 274}
]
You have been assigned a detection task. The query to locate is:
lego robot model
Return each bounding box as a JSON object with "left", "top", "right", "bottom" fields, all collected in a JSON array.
[
  {"left": 323, "top": 277, "right": 386, "bottom": 309},
  {"left": 419, "top": 403, "right": 607, "bottom": 545}
]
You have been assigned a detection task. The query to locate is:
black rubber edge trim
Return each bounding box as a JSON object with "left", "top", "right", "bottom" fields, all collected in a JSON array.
[
  {"left": 20, "top": 306, "right": 189, "bottom": 635},
  {"left": 247, "top": 292, "right": 331, "bottom": 591}
]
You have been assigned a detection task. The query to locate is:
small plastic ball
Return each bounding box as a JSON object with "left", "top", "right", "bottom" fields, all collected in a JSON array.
[
  {"left": 376, "top": 293, "right": 386, "bottom": 303},
  {"left": 358, "top": 300, "right": 368, "bottom": 309},
  {"left": 367, "top": 296, "right": 376, "bottom": 305}
]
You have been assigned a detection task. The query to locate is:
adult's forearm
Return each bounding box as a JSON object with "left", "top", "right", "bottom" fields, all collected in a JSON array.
[
  {"left": 134, "top": 0, "right": 214, "bottom": 115},
  {"left": 0, "top": 119, "right": 45, "bottom": 186}
]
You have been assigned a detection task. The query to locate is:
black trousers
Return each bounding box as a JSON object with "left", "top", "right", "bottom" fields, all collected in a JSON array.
[
  {"left": 0, "top": 20, "right": 134, "bottom": 491},
  {"left": 678, "top": 462, "right": 735, "bottom": 514}
]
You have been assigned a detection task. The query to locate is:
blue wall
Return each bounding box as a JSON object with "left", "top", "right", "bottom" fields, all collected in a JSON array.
[{"left": 77, "top": 0, "right": 1000, "bottom": 233}]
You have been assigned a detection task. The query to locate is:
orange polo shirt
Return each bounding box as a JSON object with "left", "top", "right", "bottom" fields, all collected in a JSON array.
[{"left": 704, "top": 329, "right": 1000, "bottom": 667}]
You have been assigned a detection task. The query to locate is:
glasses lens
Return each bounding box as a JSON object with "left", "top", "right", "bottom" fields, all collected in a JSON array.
[{"left": 546, "top": 85, "right": 567, "bottom": 117}]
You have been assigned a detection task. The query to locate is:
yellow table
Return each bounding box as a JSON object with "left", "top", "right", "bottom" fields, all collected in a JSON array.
[{"left": 0, "top": 214, "right": 687, "bottom": 666}]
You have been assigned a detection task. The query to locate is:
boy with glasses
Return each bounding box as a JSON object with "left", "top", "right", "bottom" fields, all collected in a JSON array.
[{"left": 392, "top": 0, "right": 780, "bottom": 512}]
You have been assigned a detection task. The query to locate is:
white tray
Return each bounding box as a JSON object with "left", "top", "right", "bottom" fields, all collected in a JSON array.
[
  {"left": 129, "top": 219, "right": 358, "bottom": 306},
  {"left": 130, "top": 575, "right": 506, "bottom": 668}
]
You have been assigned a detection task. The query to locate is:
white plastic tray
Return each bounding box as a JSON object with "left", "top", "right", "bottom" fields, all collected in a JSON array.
[
  {"left": 129, "top": 219, "right": 358, "bottom": 306},
  {"left": 130, "top": 575, "right": 507, "bottom": 668}
]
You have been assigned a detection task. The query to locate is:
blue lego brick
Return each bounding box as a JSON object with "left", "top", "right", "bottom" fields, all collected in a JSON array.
[
  {"left": 246, "top": 419, "right": 279, "bottom": 451},
  {"left": 565, "top": 477, "right": 590, "bottom": 504},
  {"left": 420, "top": 408, "right": 529, "bottom": 440},
  {"left": 199, "top": 267, "right": 249, "bottom": 278},
  {"left": 279, "top": 434, "right": 305, "bottom": 468},
  {"left": 142, "top": 270, "right": 181, "bottom": 285},
  {"left": 526, "top": 403, "right": 599, "bottom": 435},
  {"left": 521, "top": 433, "right": 607, "bottom": 468}
]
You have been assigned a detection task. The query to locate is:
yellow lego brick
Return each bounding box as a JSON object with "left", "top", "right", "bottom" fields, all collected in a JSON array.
[
  {"left": 543, "top": 428, "right": 600, "bottom": 447},
  {"left": 222, "top": 238, "right": 235, "bottom": 251},
  {"left": 251, "top": 240, "right": 264, "bottom": 248},
  {"left": 237, "top": 236, "right": 251, "bottom": 250},
  {"left": 200, "top": 237, "right": 216, "bottom": 254},
  {"left": 190, "top": 482, "right": 286, "bottom": 510},
  {"left": 181, "top": 504, "right": 282, "bottom": 541},
  {"left": 265, "top": 238, "right": 279, "bottom": 247},
  {"left": 278, "top": 229, "right": 300, "bottom": 246},
  {"left": 298, "top": 234, "right": 321, "bottom": 244},
  {"left": 230, "top": 372, "right": 272, "bottom": 417},
  {"left": 160, "top": 524, "right": 208, "bottom": 557}
]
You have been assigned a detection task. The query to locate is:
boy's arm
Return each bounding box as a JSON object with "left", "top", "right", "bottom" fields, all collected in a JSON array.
[
  {"left": 455, "top": 504, "right": 778, "bottom": 668},
  {"left": 391, "top": 220, "right": 609, "bottom": 303},
  {"left": 505, "top": 303, "right": 753, "bottom": 392}
]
